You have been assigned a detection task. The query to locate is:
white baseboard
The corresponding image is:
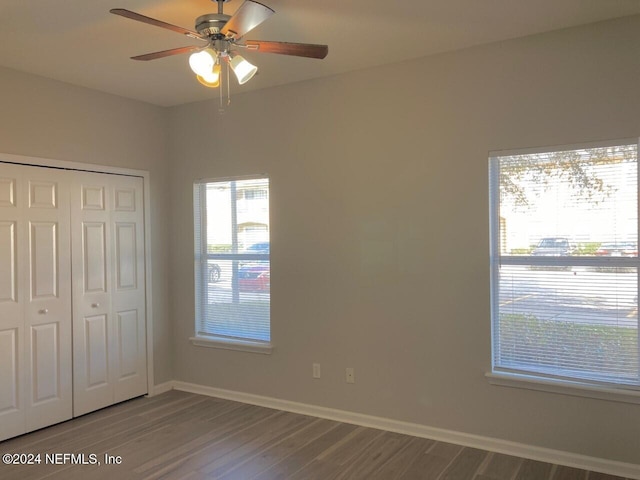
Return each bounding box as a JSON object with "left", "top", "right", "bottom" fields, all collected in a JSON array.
[
  {"left": 150, "top": 381, "right": 175, "bottom": 396},
  {"left": 168, "top": 381, "right": 639, "bottom": 480}
]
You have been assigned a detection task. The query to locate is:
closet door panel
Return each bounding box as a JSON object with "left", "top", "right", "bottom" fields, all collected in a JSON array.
[
  {"left": 0, "top": 328, "right": 22, "bottom": 440},
  {"left": 0, "top": 169, "right": 25, "bottom": 440},
  {"left": 28, "top": 181, "right": 57, "bottom": 209},
  {"left": 29, "top": 222, "right": 58, "bottom": 299},
  {"left": 30, "top": 323, "right": 61, "bottom": 403},
  {"left": 111, "top": 176, "right": 146, "bottom": 402},
  {"left": 85, "top": 314, "right": 109, "bottom": 387},
  {"left": 83, "top": 222, "right": 107, "bottom": 293},
  {"left": 116, "top": 310, "right": 139, "bottom": 378},
  {"left": 72, "top": 174, "right": 113, "bottom": 416},
  {"left": 23, "top": 168, "right": 72, "bottom": 432},
  {"left": 73, "top": 311, "right": 112, "bottom": 416},
  {"left": 0, "top": 221, "right": 17, "bottom": 302},
  {"left": 115, "top": 222, "right": 137, "bottom": 290},
  {"left": 0, "top": 329, "right": 19, "bottom": 408},
  {"left": 73, "top": 173, "right": 146, "bottom": 412},
  {"left": 0, "top": 177, "right": 16, "bottom": 207}
]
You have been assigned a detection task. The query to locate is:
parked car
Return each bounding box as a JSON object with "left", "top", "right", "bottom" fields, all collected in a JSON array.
[
  {"left": 238, "top": 264, "right": 270, "bottom": 292},
  {"left": 244, "top": 242, "right": 270, "bottom": 255},
  {"left": 532, "top": 237, "right": 573, "bottom": 256},
  {"left": 594, "top": 242, "right": 637, "bottom": 257},
  {"left": 208, "top": 263, "right": 221, "bottom": 283}
]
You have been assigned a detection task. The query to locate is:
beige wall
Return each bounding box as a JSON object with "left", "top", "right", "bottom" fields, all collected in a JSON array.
[
  {"left": 0, "top": 66, "right": 173, "bottom": 384},
  {"left": 168, "top": 15, "right": 640, "bottom": 464}
]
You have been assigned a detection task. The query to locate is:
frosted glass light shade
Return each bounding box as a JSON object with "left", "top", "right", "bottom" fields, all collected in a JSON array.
[
  {"left": 189, "top": 49, "right": 216, "bottom": 77},
  {"left": 229, "top": 55, "right": 257, "bottom": 85}
]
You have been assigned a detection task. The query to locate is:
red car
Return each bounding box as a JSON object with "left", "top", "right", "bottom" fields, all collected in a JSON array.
[
  {"left": 595, "top": 242, "right": 637, "bottom": 257},
  {"left": 238, "top": 264, "right": 270, "bottom": 292}
]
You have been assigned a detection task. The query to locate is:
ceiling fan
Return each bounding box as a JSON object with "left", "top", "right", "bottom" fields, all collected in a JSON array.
[{"left": 110, "top": 0, "right": 328, "bottom": 90}]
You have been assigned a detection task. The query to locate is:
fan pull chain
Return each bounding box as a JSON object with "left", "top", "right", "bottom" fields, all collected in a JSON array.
[
  {"left": 227, "top": 59, "right": 231, "bottom": 106},
  {"left": 218, "top": 61, "right": 224, "bottom": 114},
  {"left": 217, "top": 57, "right": 232, "bottom": 115}
]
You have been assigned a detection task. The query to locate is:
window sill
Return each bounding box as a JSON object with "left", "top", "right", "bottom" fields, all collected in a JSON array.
[
  {"left": 190, "top": 336, "right": 273, "bottom": 355},
  {"left": 486, "top": 371, "right": 640, "bottom": 405}
]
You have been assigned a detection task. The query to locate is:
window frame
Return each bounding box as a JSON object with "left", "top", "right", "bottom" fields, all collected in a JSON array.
[
  {"left": 488, "top": 138, "right": 640, "bottom": 402},
  {"left": 191, "top": 174, "right": 272, "bottom": 354}
]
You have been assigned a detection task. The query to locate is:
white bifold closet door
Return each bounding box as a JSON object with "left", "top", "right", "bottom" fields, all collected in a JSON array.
[
  {"left": 71, "top": 172, "right": 147, "bottom": 417},
  {"left": 0, "top": 164, "right": 72, "bottom": 441},
  {"left": 0, "top": 163, "right": 147, "bottom": 441}
]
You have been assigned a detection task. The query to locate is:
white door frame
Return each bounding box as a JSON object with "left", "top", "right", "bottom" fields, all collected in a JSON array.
[{"left": 0, "top": 152, "right": 155, "bottom": 396}]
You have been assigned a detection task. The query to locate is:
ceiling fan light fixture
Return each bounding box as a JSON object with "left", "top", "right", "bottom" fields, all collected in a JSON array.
[
  {"left": 229, "top": 54, "right": 258, "bottom": 85},
  {"left": 188, "top": 48, "right": 217, "bottom": 77},
  {"left": 111, "top": 1, "right": 328, "bottom": 105},
  {"left": 196, "top": 63, "right": 221, "bottom": 88}
]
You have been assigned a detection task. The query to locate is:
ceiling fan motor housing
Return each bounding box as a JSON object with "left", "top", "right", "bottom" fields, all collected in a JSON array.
[{"left": 195, "top": 14, "right": 231, "bottom": 37}]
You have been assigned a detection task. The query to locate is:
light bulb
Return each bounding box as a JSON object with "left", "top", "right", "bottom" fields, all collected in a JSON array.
[
  {"left": 229, "top": 54, "right": 258, "bottom": 85},
  {"left": 189, "top": 49, "right": 216, "bottom": 77},
  {"left": 196, "top": 64, "right": 221, "bottom": 88}
]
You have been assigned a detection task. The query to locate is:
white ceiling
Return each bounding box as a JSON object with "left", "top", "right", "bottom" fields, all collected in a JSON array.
[{"left": 1, "top": 0, "right": 640, "bottom": 107}]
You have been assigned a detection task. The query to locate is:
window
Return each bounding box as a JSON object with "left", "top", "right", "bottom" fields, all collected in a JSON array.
[
  {"left": 489, "top": 141, "right": 639, "bottom": 392},
  {"left": 193, "top": 176, "right": 271, "bottom": 352}
]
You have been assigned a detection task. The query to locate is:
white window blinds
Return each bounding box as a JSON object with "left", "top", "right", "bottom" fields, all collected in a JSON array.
[
  {"left": 194, "top": 177, "right": 270, "bottom": 343},
  {"left": 489, "top": 142, "right": 639, "bottom": 388}
]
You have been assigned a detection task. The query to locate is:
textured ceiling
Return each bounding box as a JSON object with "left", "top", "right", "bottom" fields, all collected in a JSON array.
[{"left": 1, "top": 0, "right": 640, "bottom": 106}]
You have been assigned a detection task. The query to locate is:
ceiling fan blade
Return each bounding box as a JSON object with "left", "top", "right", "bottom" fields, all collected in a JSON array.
[
  {"left": 110, "top": 8, "right": 204, "bottom": 40},
  {"left": 131, "top": 46, "right": 202, "bottom": 61},
  {"left": 220, "top": 1, "right": 274, "bottom": 40},
  {"left": 244, "top": 40, "right": 328, "bottom": 59}
]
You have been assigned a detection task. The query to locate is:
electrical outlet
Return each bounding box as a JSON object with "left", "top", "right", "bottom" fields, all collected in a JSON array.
[
  {"left": 313, "top": 363, "right": 321, "bottom": 379},
  {"left": 346, "top": 367, "right": 355, "bottom": 384}
]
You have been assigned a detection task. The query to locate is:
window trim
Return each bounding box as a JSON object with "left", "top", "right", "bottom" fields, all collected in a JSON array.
[
  {"left": 488, "top": 138, "right": 640, "bottom": 396},
  {"left": 485, "top": 371, "right": 640, "bottom": 405},
  {"left": 193, "top": 175, "right": 272, "bottom": 353},
  {"left": 190, "top": 335, "right": 273, "bottom": 355}
]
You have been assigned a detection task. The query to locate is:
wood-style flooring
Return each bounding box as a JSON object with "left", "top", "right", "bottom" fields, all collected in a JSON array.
[{"left": 0, "top": 390, "right": 631, "bottom": 480}]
